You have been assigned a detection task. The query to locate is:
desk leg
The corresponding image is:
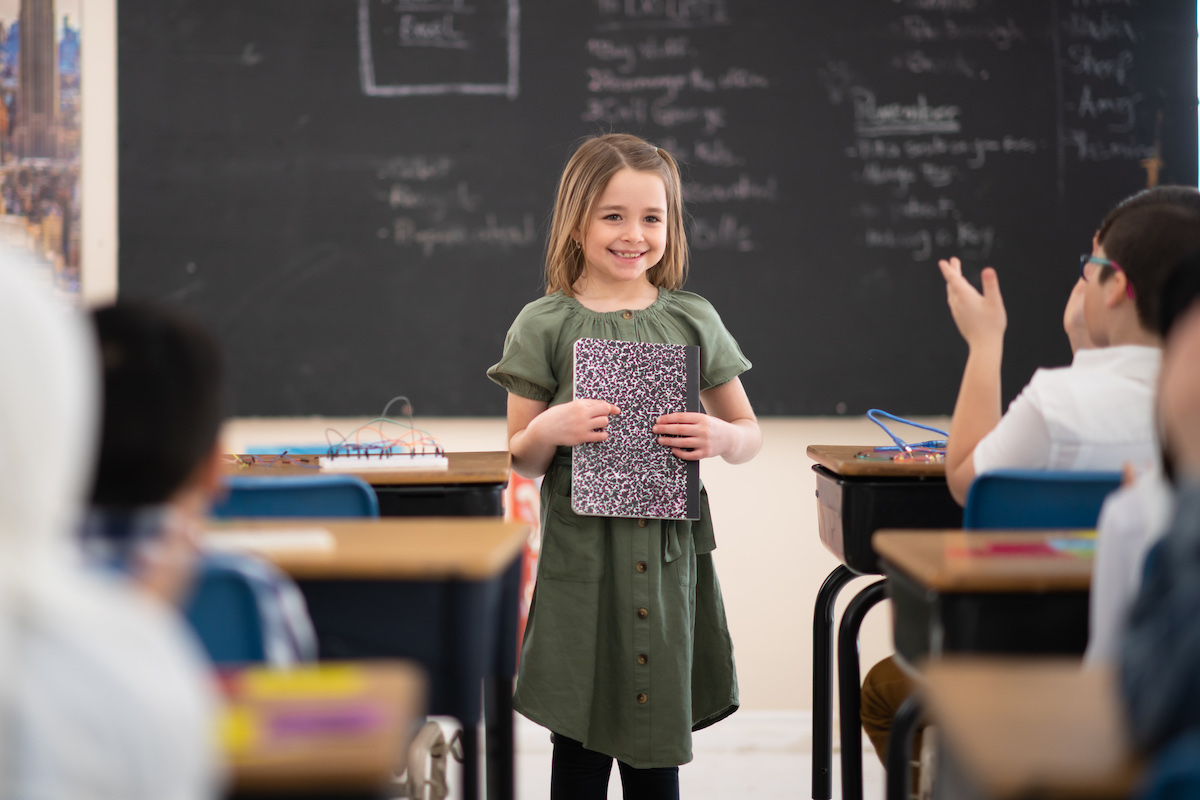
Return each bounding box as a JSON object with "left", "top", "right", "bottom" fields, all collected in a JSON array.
[
  {"left": 837, "top": 579, "right": 888, "bottom": 800},
  {"left": 461, "top": 726, "right": 480, "bottom": 800},
  {"left": 886, "top": 694, "right": 924, "bottom": 800},
  {"left": 485, "top": 677, "right": 515, "bottom": 800},
  {"left": 812, "top": 564, "right": 858, "bottom": 800}
]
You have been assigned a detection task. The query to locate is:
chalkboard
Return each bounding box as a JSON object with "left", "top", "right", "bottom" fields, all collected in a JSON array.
[{"left": 118, "top": 0, "right": 1197, "bottom": 416}]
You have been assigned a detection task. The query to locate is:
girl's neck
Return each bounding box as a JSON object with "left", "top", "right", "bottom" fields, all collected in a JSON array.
[{"left": 572, "top": 275, "right": 660, "bottom": 313}]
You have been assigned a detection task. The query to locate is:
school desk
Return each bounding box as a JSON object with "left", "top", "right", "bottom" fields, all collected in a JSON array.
[
  {"left": 222, "top": 660, "right": 425, "bottom": 799},
  {"left": 807, "top": 444, "right": 962, "bottom": 800},
  {"left": 872, "top": 531, "right": 1096, "bottom": 800},
  {"left": 225, "top": 451, "right": 512, "bottom": 516},
  {"left": 874, "top": 529, "right": 1093, "bottom": 665},
  {"left": 204, "top": 518, "right": 528, "bottom": 800},
  {"left": 921, "top": 658, "right": 1141, "bottom": 800}
]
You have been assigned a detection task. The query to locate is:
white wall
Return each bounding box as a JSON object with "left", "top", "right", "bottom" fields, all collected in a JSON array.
[{"left": 80, "top": 0, "right": 117, "bottom": 303}]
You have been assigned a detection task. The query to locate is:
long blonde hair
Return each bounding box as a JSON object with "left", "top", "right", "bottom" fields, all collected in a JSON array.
[{"left": 544, "top": 134, "right": 688, "bottom": 295}]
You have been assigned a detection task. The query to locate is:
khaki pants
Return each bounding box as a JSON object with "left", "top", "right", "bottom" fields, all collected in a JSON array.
[{"left": 861, "top": 655, "right": 924, "bottom": 791}]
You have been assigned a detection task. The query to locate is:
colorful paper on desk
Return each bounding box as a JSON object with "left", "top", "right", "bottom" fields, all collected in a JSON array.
[
  {"left": 204, "top": 528, "right": 335, "bottom": 554},
  {"left": 948, "top": 537, "right": 1096, "bottom": 558},
  {"left": 238, "top": 664, "right": 366, "bottom": 699}
]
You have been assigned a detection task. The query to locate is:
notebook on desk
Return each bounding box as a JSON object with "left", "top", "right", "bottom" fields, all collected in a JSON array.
[{"left": 571, "top": 337, "right": 700, "bottom": 520}]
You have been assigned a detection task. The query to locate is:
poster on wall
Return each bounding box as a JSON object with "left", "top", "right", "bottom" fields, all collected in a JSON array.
[{"left": 0, "top": 0, "right": 80, "bottom": 297}]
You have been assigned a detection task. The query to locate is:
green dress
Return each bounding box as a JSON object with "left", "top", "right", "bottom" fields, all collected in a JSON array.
[{"left": 486, "top": 288, "right": 751, "bottom": 768}]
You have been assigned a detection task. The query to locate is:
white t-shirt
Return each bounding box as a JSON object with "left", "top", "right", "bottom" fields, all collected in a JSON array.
[
  {"left": 13, "top": 573, "right": 223, "bottom": 800},
  {"left": 973, "top": 345, "right": 1162, "bottom": 475},
  {"left": 1084, "top": 466, "right": 1174, "bottom": 666}
]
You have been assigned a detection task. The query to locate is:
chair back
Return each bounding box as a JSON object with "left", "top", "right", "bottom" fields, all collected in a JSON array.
[
  {"left": 963, "top": 469, "right": 1122, "bottom": 530},
  {"left": 184, "top": 557, "right": 268, "bottom": 663},
  {"left": 183, "top": 554, "right": 319, "bottom": 665},
  {"left": 212, "top": 474, "right": 379, "bottom": 518}
]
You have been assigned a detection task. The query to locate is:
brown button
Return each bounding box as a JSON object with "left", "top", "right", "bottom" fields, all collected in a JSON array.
[
  {"left": 637, "top": 654, "right": 648, "bottom": 665},
  {"left": 635, "top": 561, "right": 647, "bottom": 573},
  {"left": 638, "top": 518, "right": 648, "bottom": 528},
  {"left": 636, "top": 693, "right": 648, "bottom": 704},
  {"left": 622, "top": 310, "right": 633, "bottom": 320},
  {"left": 637, "top": 607, "right": 649, "bottom": 619}
]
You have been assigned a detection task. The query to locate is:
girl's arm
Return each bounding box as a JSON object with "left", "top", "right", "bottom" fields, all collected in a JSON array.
[
  {"left": 507, "top": 393, "right": 621, "bottom": 479},
  {"left": 652, "top": 376, "right": 762, "bottom": 464}
]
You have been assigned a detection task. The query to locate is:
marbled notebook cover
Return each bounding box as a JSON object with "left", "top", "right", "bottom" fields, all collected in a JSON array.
[{"left": 571, "top": 337, "right": 700, "bottom": 520}]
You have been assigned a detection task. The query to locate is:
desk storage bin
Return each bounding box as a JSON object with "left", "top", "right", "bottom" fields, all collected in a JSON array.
[
  {"left": 883, "top": 563, "right": 1090, "bottom": 664},
  {"left": 814, "top": 465, "right": 962, "bottom": 574}
]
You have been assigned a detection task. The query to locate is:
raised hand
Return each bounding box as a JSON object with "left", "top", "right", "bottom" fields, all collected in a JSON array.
[
  {"left": 938, "top": 256, "right": 1007, "bottom": 350},
  {"left": 1063, "top": 278, "right": 1095, "bottom": 353}
]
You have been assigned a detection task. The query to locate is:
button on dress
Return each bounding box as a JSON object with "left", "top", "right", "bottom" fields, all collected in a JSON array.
[{"left": 487, "top": 289, "right": 751, "bottom": 768}]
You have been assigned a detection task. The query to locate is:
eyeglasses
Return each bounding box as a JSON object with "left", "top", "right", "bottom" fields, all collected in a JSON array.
[{"left": 1079, "top": 254, "right": 1135, "bottom": 299}]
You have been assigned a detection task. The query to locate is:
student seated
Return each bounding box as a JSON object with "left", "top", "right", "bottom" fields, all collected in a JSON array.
[
  {"left": 940, "top": 194, "right": 1200, "bottom": 506},
  {"left": 861, "top": 188, "right": 1200, "bottom": 774},
  {"left": 0, "top": 262, "right": 221, "bottom": 798},
  {"left": 81, "top": 300, "right": 316, "bottom": 664},
  {"left": 1120, "top": 248, "right": 1200, "bottom": 751}
]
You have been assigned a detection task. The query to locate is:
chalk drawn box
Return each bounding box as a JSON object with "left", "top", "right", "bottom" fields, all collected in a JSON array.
[
  {"left": 358, "top": 0, "right": 520, "bottom": 99},
  {"left": 571, "top": 337, "right": 700, "bottom": 521}
]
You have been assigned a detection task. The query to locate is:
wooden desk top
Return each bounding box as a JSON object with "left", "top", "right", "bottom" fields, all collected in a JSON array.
[
  {"left": 224, "top": 450, "right": 512, "bottom": 486},
  {"left": 873, "top": 530, "right": 1094, "bottom": 592},
  {"left": 807, "top": 444, "right": 947, "bottom": 478},
  {"left": 204, "top": 518, "right": 530, "bottom": 580},
  {"left": 223, "top": 660, "right": 425, "bottom": 795},
  {"left": 923, "top": 658, "right": 1141, "bottom": 799}
]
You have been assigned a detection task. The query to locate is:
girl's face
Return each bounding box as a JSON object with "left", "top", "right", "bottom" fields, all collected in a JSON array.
[{"left": 577, "top": 168, "right": 668, "bottom": 289}]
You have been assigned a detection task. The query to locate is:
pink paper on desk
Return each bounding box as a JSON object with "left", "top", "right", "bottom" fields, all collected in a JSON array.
[{"left": 947, "top": 542, "right": 1062, "bottom": 558}]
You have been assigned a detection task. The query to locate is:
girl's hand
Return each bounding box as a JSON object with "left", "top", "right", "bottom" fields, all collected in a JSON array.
[
  {"left": 1063, "top": 278, "right": 1094, "bottom": 353},
  {"left": 938, "top": 256, "right": 1007, "bottom": 351},
  {"left": 533, "top": 398, "right": 621, "bottom": 446},
  {"left": 653, "top": 412, "right": 737, "bottom": 461}
]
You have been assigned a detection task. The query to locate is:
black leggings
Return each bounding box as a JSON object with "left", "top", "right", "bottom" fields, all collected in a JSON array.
[{"left": 550, "top": 734, "right": 680, "bottom": 800}]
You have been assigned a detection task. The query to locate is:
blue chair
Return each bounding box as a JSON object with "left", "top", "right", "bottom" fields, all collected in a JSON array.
[
  {"left": 183, "top": 554, "right": 319, "bottom": 665},
  {"left": 211, "top": 474, "right": 380, "bottom": 518},
  {"left": 184, "top": 557, "right": 270, "bottom": 663},
  {"left": 964, "top": 469, "right": 1123, "bottom": 530}
]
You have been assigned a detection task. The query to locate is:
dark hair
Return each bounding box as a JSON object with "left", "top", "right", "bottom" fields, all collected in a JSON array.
[
  {"left": 1159, "top": 247, "right": 1200, "bottom": 339},
  {"left": 90, "top": 301, "right": 225, "bottom": 507},
  {"left": 1097, "top": 185, "right": 1200, "bottom": 241},
  {"left": 1095, "top": 204, "right": 1200, "bottom": 333}
]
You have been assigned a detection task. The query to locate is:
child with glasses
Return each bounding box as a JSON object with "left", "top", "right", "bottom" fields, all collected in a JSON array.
[{"left": 861, "top": 187, "right": 1200, "bottom": 783}]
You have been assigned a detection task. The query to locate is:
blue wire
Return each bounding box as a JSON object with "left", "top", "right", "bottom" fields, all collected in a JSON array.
[{"left": 866, "top": 409, "right": 949, "bottom": 453}]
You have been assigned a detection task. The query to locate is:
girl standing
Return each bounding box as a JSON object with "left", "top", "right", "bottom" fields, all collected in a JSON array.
[{"left": 488, "top": 133, "right": 761, "bottom": 799}]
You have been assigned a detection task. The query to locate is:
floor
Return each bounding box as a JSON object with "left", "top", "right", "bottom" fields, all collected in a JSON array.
[{"left": 430, "top": 711, "right": 886, "bottom": 800}]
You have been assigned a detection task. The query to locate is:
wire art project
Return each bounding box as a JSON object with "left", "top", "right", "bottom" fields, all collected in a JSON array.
[
  {"left": 856, "top": 409, "right": 948, "bottom": 463},
  {"left": 224, "top": 397, "right": 447, "bottom": 471},
  {"left": 319, "top": 396, "right": 448, "bottom": 470}
]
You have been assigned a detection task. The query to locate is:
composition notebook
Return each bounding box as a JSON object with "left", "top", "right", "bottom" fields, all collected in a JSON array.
[{"left": 571, "top": 337, "right": 700, "bottom": 520}]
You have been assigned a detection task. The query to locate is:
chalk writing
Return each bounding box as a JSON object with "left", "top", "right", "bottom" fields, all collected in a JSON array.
[
  {"left": 596, "top": 0, "right": 730, "bottom": 30},
  {"left": 388, "top": 214, "right": 537, "bottom": 256},
  {"left": 852, "top": 89, "right": 962, "bottom": 137},
  {"left": 1054, "top": 1, "right": 1150, "bottom": 176}
]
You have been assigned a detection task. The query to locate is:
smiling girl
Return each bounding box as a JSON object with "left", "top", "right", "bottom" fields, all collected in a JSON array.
[{"left": 487, "top": 133, "right": 761, "bottom": 799}]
